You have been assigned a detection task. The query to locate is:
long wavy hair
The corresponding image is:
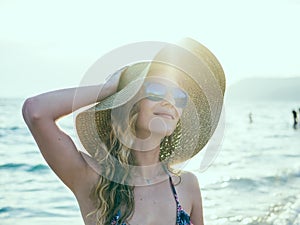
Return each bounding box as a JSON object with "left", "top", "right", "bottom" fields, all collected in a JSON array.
[{"left": 88, "top": 100, "right": 181, "bottom": 224}]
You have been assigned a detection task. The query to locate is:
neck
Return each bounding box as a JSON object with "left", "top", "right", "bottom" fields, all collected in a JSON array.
[
  {"left": 131, "top": 131, "right": 163, "bottom": 165},
  {"left": 130, "top": 161, "right": 168, "bottom": 186},
  {"left": 129, "top": 131, "right": 169, "bottom": 185},
  {"left": 131, "top": 145, "right": 160, "bottom": 166},
  {"left": 131, "top": 145, "right": 169, "bottom": 185}
]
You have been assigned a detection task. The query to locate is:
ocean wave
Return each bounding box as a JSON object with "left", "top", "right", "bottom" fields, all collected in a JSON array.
[
  {"left": 0, "top": 163, "right": 27, "bottom": 170},
  {"left": 0, "top": 126, "right": 22, "bottom": 131},
  {"left": 0, "top": 163, "right": 49, "bottom": 173},
  {"left": 206, "top": 195, "right": 300, "bottom": 225},
  {"left": 0, "top": 206, "right": 67, "bottom": 218},
  {"left": 0, "top": 206, "right": 14, "bottom": 213},
  {"left": 250, "top": 195, "right": 300, "bottom": 225},
  {"left": 205, "top": 166, "right": 300, "bottom": 191},
  {"left": 25, "top": 164, "right": 49, "bottom": 172},
  {"left": 2, "top": 126, "right": 29, "bottom": 132},
  {"left": 0, "top": 126, "right": 30, "bottom": 140}
]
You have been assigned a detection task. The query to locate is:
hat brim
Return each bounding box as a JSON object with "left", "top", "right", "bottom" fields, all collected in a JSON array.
[{"left": 75, "top": 40, "right": 226, "bottom": 166}]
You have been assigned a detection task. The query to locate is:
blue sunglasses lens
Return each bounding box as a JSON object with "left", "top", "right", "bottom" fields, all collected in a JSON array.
[
  {"left": 143, "top": 82, "right": 188, "bottom": 108},
  {"left": 145, "top": 83, "right": 167, "bottom": 97},
  {"left": 172, "top": 88, "right": 188, "bottom": 108}
]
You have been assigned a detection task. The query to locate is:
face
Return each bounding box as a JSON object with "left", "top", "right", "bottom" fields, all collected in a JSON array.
[{"left": 135, "top": 73, "right": 188, "bottom": 139}]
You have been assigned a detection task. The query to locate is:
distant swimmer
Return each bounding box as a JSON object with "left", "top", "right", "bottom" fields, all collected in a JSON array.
[
  {"left": 292, "top": 110, "right": 298, "bottom": 129},
  {"left": 249, "top": 112, "right": 253, "bottom": 124},
  {"left": 299, "top": 108, "right": 300, "bottom": 127}
]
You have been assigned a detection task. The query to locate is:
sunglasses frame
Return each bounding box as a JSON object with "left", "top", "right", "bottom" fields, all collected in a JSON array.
[{"left": 142, "top": 81, "right": 189, "bottom": 108}]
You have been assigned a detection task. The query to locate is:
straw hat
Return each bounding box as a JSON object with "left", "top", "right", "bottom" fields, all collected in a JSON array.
[{"left": 75, "top": 38, "right": 226, "bottom": 166}]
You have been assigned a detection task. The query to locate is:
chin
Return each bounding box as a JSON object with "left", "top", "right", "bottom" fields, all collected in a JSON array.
[
  {"left": 165, "top": 130, "right": 175, "bottom": 137},
  {"left": 151, "top": 126, "right": 175, "bottom": 137},
  {"left": 164, "top": 126, "right": 176, "bottom": 136},
  {"left": 146, "top": 118, "right": 177, "bottom": 138}
]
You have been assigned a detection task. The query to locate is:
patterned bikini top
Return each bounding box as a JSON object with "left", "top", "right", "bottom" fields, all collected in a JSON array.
[{"left": 111, "top": 175, "right": 193, "bottom": 225}]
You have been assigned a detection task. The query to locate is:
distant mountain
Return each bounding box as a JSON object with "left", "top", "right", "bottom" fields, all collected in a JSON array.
[{"left": 226, "top": 77, "right": 300, "bottom": 102}]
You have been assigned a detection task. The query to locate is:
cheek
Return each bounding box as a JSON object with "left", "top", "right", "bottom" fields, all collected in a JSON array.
[
  {"left": 135, "top": 100, "right": 153, "bottom": 126},
  {"left": 138, "top": 98, "right": 157, "bottom": 112},
  {"left": 176, "top": 108, "right": 183, "bottom": 118}
]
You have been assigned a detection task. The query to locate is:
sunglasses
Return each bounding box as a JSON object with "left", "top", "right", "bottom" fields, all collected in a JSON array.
[{"left": 142, "top": 81, "right": 189, "bottom": 108}]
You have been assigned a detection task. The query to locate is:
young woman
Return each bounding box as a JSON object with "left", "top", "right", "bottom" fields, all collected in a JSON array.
[{"left": 22, "top": 38, "right": 226, "bottom": 225}]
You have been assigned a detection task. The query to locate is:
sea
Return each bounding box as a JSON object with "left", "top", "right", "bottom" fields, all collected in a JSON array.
[{"left": 1, "top": 97, "right": 300, "bottom": 225}]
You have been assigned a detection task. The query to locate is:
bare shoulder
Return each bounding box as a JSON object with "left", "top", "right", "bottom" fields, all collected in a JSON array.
[
  {"left": 180, "top": 171, "right": 203, "bottom": 225},
  {"left": 179, "top": 170, "right": 201, "bottom": 191},
  {"left": 171, "top": 170, "right": 201, "bottom": 203}
]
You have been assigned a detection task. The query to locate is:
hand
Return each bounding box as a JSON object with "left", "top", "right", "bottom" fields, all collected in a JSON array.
[{"left": 103, "top": 66, "right": 128, "bottom": 96}]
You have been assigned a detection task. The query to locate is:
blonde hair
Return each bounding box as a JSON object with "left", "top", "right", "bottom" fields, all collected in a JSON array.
[{"left": 88, "top": 100, "right": 181, "bottom": 224}]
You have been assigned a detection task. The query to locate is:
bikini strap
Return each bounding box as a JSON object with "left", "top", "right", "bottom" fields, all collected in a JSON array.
[
  {"left": 162, "top": 165, "right": 181, "bottom": 208},
  {"left": 168, "top": 175, "right": 181, "bottom": 207}
]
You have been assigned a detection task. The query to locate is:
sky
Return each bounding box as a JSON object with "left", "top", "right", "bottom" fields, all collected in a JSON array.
[{"left": 1, "top": 0, "right": 300, "bottom": 98}]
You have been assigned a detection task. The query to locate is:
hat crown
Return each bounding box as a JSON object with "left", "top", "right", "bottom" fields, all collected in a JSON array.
[{"left": 117, "top": 38, "right": 225, "bottom": 97}]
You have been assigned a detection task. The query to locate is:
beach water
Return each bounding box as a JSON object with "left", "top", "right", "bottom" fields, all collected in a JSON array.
[{"left": 1, "top": 98, "right": 300, "bottom": 225}]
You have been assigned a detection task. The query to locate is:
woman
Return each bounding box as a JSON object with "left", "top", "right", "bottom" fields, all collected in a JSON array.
[{"left": 22, "top": 38, "right": 226, "bottom": 225}]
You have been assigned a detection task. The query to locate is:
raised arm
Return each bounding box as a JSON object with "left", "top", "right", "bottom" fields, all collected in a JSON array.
[{"left": 22, "top": 70, "right": 122, "bottom": 193}]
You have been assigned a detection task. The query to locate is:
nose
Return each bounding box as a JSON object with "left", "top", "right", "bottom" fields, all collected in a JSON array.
[{"left": 161, "top": 92, "right": 176, "bottom": 107}]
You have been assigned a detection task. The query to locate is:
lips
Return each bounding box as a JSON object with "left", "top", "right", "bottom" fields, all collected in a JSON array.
[{"left": 153, "top": 112, "right": 175, "bottom": 119}]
